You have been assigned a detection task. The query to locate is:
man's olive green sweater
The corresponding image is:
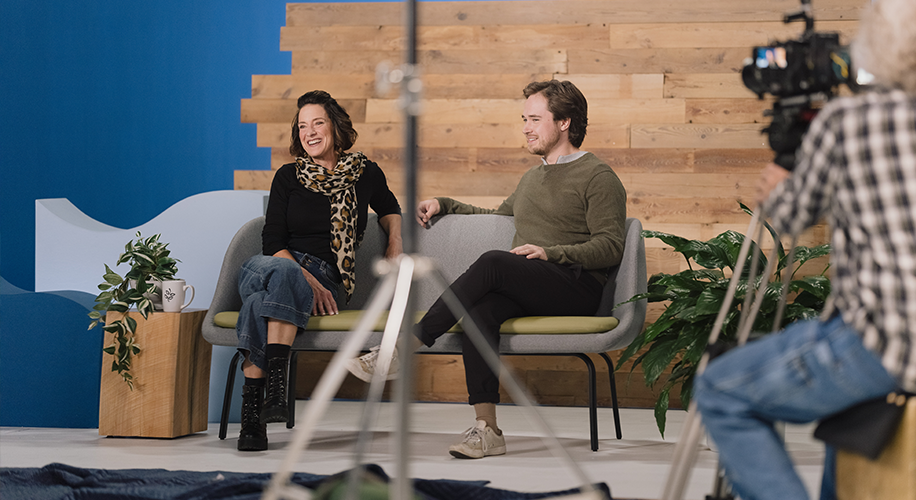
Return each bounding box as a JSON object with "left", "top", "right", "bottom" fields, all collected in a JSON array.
[{"left": 437, "top": 152, "right": 627, "bottom": 284}]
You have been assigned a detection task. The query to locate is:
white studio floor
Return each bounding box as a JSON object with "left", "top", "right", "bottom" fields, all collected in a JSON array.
[{"left": 0, "top": 401, "right": 825, "bottom": 500}]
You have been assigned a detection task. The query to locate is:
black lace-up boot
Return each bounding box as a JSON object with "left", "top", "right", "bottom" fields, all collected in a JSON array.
[
  {"left": 238, "top": 383, "right": 267, "bottom": 451},
  {"left": 261, "top": 357, "right": 289, "bottom": 424}
]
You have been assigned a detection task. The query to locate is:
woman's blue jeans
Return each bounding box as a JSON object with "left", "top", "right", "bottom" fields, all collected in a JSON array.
[
  {"left": 694, "top": 315, "right": 898, "bottom": 500},
  {"left": 236, "top": 251, "right": 339, "bottom": 371}
]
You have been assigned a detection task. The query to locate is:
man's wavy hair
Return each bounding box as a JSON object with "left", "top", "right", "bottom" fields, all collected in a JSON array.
[
  {"left": 523, "top": 80, "right": 588, "bottom": 148},
  {"left": 289, "top": 90, "right": 359, "bottom": 158},
  {"left": 852, "top": 0, "right": 916, "bottom": 94}
]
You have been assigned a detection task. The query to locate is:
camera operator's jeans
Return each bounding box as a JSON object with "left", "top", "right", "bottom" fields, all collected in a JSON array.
[{"left": 694, "top": 315, "right": 898, "bottom": 500}]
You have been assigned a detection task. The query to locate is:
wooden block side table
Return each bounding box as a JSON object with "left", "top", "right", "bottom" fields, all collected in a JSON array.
[
  {"left": 99, "top": 309, "right": 212, "bottom": 438},
  {"left": 837, "top": 396, "right": 916, "bottom": 500}
]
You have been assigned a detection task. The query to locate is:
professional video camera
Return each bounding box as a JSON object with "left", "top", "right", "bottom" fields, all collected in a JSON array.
[{"left": 742, "top": 0, "right": 869, "bottom": 170}]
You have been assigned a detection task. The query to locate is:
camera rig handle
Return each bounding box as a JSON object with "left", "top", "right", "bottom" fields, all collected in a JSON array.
[
  {"left": 784, "top": 0, "right": 814, "bottom": 34},
  {"left": 764, "top": 93, "right": 828, "bottom": 170}
]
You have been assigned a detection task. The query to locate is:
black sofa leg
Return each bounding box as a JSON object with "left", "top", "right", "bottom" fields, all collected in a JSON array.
[
  {"left": 220, "top": 351, "right": 242, "bottom": 440},
  {"left": 572, "top": 353, "right": 599, "bottom": 451},
  {"left": 599, "top": 352, "right": 623, "bottom": 440}
]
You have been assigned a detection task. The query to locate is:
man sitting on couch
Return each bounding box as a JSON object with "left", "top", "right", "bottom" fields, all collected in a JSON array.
[{"left": 348, "top": 79, "right": 628, "bottom": 459}]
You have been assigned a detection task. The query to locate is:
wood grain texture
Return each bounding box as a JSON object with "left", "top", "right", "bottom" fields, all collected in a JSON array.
[
  {"left": 291, "top": 49, "right": 567, "bottom": 75},
  {"left": 285, "top": 0, "right": 863, "bottom": 27},
  {"left": 236, "top": 0, "right": 852, "bottom": 409},
  {"left": 98, "top": 310, "right": 211, "bottom": 438},
  {"left": 282, "top": 24, "right": 610, "bottom": 51},
  {"left": 610, "top": 20, "right": 857, "bottom": 49},
  {"left": 836, "top": 397, "right": 916, "bottom": 500}
]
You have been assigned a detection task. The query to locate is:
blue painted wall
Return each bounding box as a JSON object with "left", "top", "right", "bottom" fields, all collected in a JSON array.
[
  {"left": 0, "top": 0, "right": 292, "bottom": 428},
  {"left": 0, "top": 0, "right": 291, "bottom": 290},
  {"left": 0, "top": 0, "right": 513, "bottom": 428}
]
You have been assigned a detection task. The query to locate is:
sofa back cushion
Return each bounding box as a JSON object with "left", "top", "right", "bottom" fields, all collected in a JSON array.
[{"left": 348, "top": 214, "right": 516, "bottom": 311}]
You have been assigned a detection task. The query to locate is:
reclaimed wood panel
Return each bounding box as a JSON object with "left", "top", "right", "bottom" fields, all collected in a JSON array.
[
  {"left": 294, "top": 349, "right": 682, "bottom": 409},
  {"left": 236, "top": 0, "right": 857, "bottom": 409},
  {"left": 631, "top": 123, "right": 769, "bottom": 149},
  {"left": 253, "top": 73, "right": 555, "bottom": 100},
  {"left": 560, "top": 73, "right": 665, "bottom": 99},
  {"left": 665, "top": 73, "right": 758, "bottom": 99},
  {"left": 610, "top": 20, "right": 857, "bottom": 49},
  {"left": 366, "top": 98, "right": 685, "bottom": 125},
  {"left": 241, "top": 98, "right": 366, "bottom": 123},
  {"left": 281, "top": 24, "right": 609, "bottom": 51},
  {"left": 258, "top": 121, "right": 629, "bottom": 150},
  {"left": 685, "top": 98, "right": 774, "bottom": 125},
  {"left": 291, "top": 49, "right": 567, "bottom": 75},
  {"left": 569, "top": 47, "right": 749, "bottom": 74},
  {"left": 285, "top": 0, "right": 864, "bottom": 27}
]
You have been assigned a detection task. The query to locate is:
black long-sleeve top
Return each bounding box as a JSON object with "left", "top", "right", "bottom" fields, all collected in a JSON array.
[{"left": 262, "top": 160, "right": 402, "bottom": 269}]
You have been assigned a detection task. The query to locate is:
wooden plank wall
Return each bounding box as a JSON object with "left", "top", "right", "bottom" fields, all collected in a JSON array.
[{"left": 236, "top": 0, "right": 862, "bottom": 409}]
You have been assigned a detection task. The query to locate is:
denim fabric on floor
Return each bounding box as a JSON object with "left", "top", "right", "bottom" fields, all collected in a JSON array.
[
  {"left": 235, "top": 251, "right": 340, "bottom": 371},
  {"left": 0, "top": 462, "right": 613, "bottom": 500},
  {"left": 694, "top": 316, "right": 898, "bottom": 500}
]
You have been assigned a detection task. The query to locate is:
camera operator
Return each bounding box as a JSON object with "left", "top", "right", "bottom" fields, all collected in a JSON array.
[{"left": 694, "top": 0, "right": 916, "bottom": 498}]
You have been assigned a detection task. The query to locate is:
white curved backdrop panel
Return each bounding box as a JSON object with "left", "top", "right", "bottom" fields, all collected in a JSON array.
[
  {"left": 35, "top": 190, "right": 269, "bottom": 424},
  {"left": 35, "top": 190, "right": 269, "bottom": 306}
]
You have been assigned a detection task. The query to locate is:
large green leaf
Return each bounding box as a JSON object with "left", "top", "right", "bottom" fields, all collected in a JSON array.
[
  {"left": 681, "top": 329, "right": 708, "bottom": 368},
  {"left": 740, "top": 201, "right": 787, "bottom": 266},
  {"left": 694, "top": 233, "right": 741, "bottom": 270},
  {"left": 676, "top": 269, "right": 726, "bottom": 282},
  {"left": 791, "top": 275, "right": 832, "bottom": 301},
  {"left": 782, "top": 302, "right": 822, "bottom": 325},
  {"left": 641, "top": 336, "right": 681, "bottom": 385},
  {"left": 791, "top": 244, "right": 831, "bottom": 273},
  {"left": 656, "top": 296, "right": 698, "bottom": 322},
  {"left": 641, "top": 230, "right": 692, "bottom": 254},
  {"left": 642, "top": 315, "right": 680, "bottom": 343},
  {"left": 108, "top": 301, "right": 129, "bottom": 313},
  {"left": 679, "top": 373, "right": 695, "bottom": 407},
  {"left": 654, "top": 274, "right": 708, "bottom": 295},
  {"left": 655, "top": 388, "right": 670, "bottom": 438},
  {"left": 617, "top": 333, "right": 647, "bottom": 367},
  {"left": 695, "top": 287, "right": 728, "bottom": 316}
]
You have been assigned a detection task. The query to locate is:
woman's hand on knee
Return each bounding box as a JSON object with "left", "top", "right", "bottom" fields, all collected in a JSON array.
[{"left": 302, "top": 269, "right": 338, "bottom": 316}]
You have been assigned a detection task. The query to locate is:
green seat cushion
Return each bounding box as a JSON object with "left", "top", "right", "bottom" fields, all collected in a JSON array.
[{"left": 212, "top": 310, "right": 618, "bottom": 335}]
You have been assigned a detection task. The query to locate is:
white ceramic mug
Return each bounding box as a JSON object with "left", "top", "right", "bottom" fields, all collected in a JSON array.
[{"left": 161, "top": 279, "right": 194, "bottom": 312}]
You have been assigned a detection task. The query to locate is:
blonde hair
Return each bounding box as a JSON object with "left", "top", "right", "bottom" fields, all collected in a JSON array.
[{"left": 851, "top": 0, "right": 916, "bottom": 93}]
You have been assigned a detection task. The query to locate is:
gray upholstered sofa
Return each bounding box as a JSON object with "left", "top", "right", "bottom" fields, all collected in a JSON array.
[{"left": 202, "top": 213, "right": 647, "bottom": 451}]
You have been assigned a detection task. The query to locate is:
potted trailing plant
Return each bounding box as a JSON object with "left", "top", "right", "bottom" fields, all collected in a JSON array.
[
  {"left": 617, "top": 204, "right": 831, "bottom": 436},
  {"left": 88, "top": 231, "right": 179, "bottom": 388}
]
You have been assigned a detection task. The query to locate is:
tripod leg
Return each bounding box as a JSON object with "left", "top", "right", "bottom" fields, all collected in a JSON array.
[
  {"left": 261, "top": 269, "right": 400, "bottom": 500},
  {"left": 706, "top": 461, "right": 734, "bottom": 500}
]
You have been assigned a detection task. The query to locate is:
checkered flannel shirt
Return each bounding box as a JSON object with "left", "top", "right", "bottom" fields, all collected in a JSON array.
[{"left": 763, "top": 88, "right": 916, "bottom": 392}]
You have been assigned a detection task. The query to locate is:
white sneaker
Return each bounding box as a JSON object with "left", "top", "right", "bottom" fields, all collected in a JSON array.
[
  {"left": 345, "top": 345, "right": 398, "bottom": 382},
  {"left": 448, "top": 420, "right": 506, "bottom": 459}
]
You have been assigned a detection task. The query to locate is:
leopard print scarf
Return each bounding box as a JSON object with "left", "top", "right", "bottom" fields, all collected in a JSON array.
[{"left": 295, "top": 151, "right": 366, "bottom": 302}]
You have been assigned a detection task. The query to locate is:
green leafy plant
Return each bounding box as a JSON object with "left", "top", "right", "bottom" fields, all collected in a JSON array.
[
  {"left": 88, "top": 232, "right": 179, "bottom": 389},
  {"left": 616, "top": 204, "right": 831, "bottom": 437}
]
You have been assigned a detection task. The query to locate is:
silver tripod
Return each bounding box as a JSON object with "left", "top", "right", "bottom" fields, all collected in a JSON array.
[
  {"left": 260, "top": 0, "right": 607, "bottom": 497},
  {"left": 260, "top": 253, "right": 609, "bottom": 500}
]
